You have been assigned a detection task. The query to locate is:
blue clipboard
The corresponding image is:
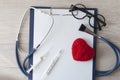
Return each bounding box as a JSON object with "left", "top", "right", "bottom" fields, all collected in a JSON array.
[{"left": 28, "top": 7, "right": 97, "bottom": 80}]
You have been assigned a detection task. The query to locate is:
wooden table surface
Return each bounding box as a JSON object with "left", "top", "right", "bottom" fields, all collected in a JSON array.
[{"left": 0, "top": 0, "right": 120, "bottom": 80}]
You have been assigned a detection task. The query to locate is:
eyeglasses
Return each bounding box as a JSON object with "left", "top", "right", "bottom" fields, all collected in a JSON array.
[{"left": 69, "top": 4, "right": 106, "bottom": 30}]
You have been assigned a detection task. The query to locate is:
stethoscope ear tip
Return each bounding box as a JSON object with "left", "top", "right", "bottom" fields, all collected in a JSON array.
[{"left": 79, "top": 24, "right": 86, "bottom": 31}]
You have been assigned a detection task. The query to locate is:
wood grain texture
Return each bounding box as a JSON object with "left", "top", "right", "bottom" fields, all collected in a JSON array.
[{"left": 0, "top": 0, "right": 120, "bottom": 80}]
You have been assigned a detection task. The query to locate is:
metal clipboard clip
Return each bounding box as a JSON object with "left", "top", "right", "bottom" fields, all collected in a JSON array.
[
  {"left": 31, "top": 7, "right": 72, "bottom": 16},
  {"left": 50, "top": 7, "right": 72, "bottom": 16}
]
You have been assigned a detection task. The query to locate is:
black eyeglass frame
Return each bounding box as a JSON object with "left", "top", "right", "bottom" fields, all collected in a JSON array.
[{"left": 69, "top": 4, "right": 106, "bottom": 30}]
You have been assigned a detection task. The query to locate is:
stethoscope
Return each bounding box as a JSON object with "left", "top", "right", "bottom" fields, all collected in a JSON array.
[
  {"left": 15, "top": 6, "right": 120, "bottom": 77},
  {"left": 79, "top": 24, "right": 120, "bottom": 77}
]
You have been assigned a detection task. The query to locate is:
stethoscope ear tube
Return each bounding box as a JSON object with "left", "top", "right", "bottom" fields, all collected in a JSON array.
[
  {"left": 15, "top": 40, "right": 28, "bottom": 76},
  {"left": 16, "top": 40, "right": 37, "bottom": 76},
  {"left": 15, "top": 8, "right": 33, "bottom": 77},
  {"left": 96, "top": 37, "right": 120, "bottom": 77}
]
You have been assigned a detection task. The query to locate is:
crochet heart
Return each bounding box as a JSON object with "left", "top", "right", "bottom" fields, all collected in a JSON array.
[{"left": 72, "top": 38, "right": 95, "bottom": 61}]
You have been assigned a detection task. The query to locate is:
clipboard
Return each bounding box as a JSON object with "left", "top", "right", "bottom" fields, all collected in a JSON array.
[{"left": 28, "top": 7, "right": 97, "bottom": 80}]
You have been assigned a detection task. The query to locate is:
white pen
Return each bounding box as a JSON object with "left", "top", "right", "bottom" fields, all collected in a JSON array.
[
  {"left": 27, "top": 50, "right": 49, "bottom": 74},
  {"left": 41, "top": 49, "right": 63, "bottom": 80}
]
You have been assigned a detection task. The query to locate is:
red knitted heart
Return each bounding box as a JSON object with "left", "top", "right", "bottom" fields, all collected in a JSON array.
[{"left": 72, "top": 38, "right": 95, "bottom": 61}]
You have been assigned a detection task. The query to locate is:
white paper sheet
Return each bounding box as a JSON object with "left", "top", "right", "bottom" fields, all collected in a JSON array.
[{"left": 32, "top": 8, "right": 95, "bottom": 80}]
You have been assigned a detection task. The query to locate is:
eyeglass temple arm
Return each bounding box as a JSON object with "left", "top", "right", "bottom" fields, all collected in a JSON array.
[
  {"left": 69, "top": 5, "right": 106, "bottom": 26},
  {"left": 83, "top": 9, "right": 106, "bottom": 26}
]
